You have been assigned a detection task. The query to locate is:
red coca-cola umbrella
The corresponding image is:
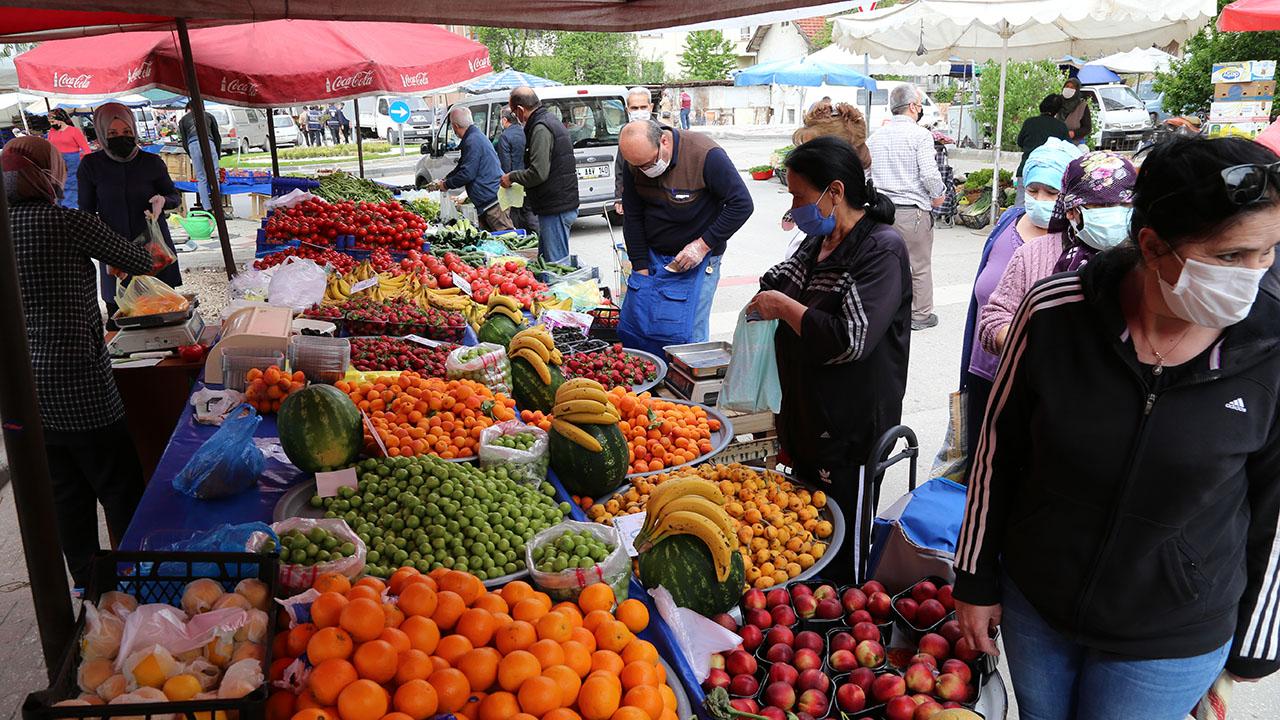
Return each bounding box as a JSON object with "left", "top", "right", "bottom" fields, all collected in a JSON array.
[{"left": 1219, "top": 0, "right": 1280, "bottom": 30}]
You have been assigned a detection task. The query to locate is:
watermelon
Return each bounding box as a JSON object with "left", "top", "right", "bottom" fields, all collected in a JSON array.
[
  {"left": 638, "top": 534, "right": 745, "bottom": 616},
  {"left": 511, "top": 357, "right": 564, "bottom": 413},
  {"left": 548, "top": 422, "right": 628, "bottom": 498},
  {"left": 478, "top": 314, "right": 523, "bottom": 347},
  {"left": 278, "top": 384, "right": 363, "bottom": 473}
]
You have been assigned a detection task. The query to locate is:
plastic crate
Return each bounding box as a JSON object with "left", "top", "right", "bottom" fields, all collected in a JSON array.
[
  {"left": 271, "top": 176, "right": 320, "bottom": 197},
  {"left": 289, "top": 335, "right": 351, "bottom": 384},
  {"left": 222, "top": 349, "right": 285, "bottom": 390},
  {"left": 23, "top": 550, "right": 279, "bottom": 720},
  {"left": 588, "top": 306, "right": 620, "bottom": 342}
]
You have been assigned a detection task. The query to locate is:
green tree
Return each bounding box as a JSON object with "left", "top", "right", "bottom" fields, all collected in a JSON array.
[
  {"left": 0, "top": 43, "right": 33, "bottom": 58},
  {"left": 551, "top": 32, "right": 639, "bottom": 85},
  {"left": 639, "top": 60, "right": 667, "bottom": 84},
  {"left": 975, "top": 59, "right": 1063, "bottom": 151},
  {"left": 473, "top": 28, "right": 550, "bottom": 74},
  {"left": 1155, "top": 0, "right": 1280, "bottom": 114},
  {"left": 679, "top": 30, "right": 736, "bottom": 81}
]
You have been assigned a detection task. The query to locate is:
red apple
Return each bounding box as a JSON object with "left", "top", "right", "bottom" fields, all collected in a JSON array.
[
  {"left": 765, "top": 643, "right": 794, "bottom": 664},
  {"left": 729, "top": 698, "right": 759, "bottom": 714},
  {"left": 940, "top": 659, "right": 972, "bottom": 685},
  {"left": 934, "top": 673, "right": 971, "bottom": 703},
  {"left": 885, "top": 695, "right": 918, "bottom": 720},
  {"left": 854, "top": 640, "right": 885, "bottom": 669},
  {"left": 895, "top": 597, "right": 919, "bottom": 623},
  {"left": 836, "top": 682, "right": 866, "bottom": 712},
  {"left": 852, "top": 621, "right": 881, "bottom": 643},
  {"left": 888, "top": 647, "right": 917, "bottom": 670},
  {"left": 794, "top": 630, "right": 823, "bottom": 653},
  {"left": 861, "top": 580, "right": 887, "bottom": 596},
  {"left": 729, "top": 673, "right": 759, "bottom": 697},
  {"left": 914, "top": 699, "right": 944, "bottom": 720},
  {"left": 953, "top": 636, "right": 981, "bottom": 662},
  {"left": 872, "top": 673, "right": 907, "bottom": 703},
  {"left": 848, "top": 609, "right": 874, "bottom": 626},
  {"left": 725, "top": 650, "right": 757, "bottom": 677},
  {"left": 702, "top": 668, "right": 730, "bottom": 691},
  {"left": 795, "top": 713, "right": 816, "bottom": 720},
  {"left": 936, "top": 585, "right": 955, "bottom": 612},
  {"left": 760, "top": 707, "right": 786, "bottom": 720},
  {"left": 842, "top": 587, "right": 868, "bottom": 614},
  {"left": 911, "top": 581, "right": 938, "bottom": 603},
  {"left": 771, "top": 605, "right": 798, "bottom": 627},
  {"left": 916, "top": 599, "right": 947, "bottom": 629},
  {"left": 765, "top": 588, "right": 791, "bottom": 609},
  {"left": 942, "top": 701, "right": 964, "bottom": 709},
  {"left": 867, "top": 592, "right": 892, "bottom": 620},
  {"left": 848, "top": 667, "right": 876, "bottom": 693},
  {"left": 793, "top": 648, "right": 822, "bottom": 672},
  {"left": 766, "top": 625, "right": 794, "bottom": 649},
  {"left": 763, "top": 681, "right": 796, "bottom": 711},
  {"left": 909, "top": 653, "right": 938, "bottom": 669},
  {"left": 830, "top": 631, "right": 855, "bottom": 653},
  {"left": 791, "top": 584, "right": 814, "bottom": 599},
  {"left": 743, "top": 588, "right": 767, "bottom": 611},
  {"left": 828, "top": 648, "right": 857, "bottom": 673},
  {"left": 917, "top": 633, "right": 950, "bottom": 661},
  {"left": 740, "top": 624, "right": 764, "bottom": 652},
  {"left": 797, "top": 689, "right": 829, "bottom": 717},
  {"left": 710, "top": 653, "right": 725, "bottom": 670},
  {"left": 816, "top": 598, "right": 843, "bottom": 620},
  {"left": 768, "top": 662, "right": 799, "bottom": 686},
  {"left": 939, "top": 620, "right": 963, "bottom": 646},
  {"left": 904, "top": 663, "right": 935, "bottom": 694},
  {"left": 793, "top": 594, "right": 818, "bottom": 620},
  {"left": 797, "top": 668, "right": 831, "bottom": 694},
  {"left": 745, "top": 608, "right": 773, "bottom": 629},
  {"left": 813, "top": 584, "right": 837, "bottom": 602},
  {"left": 712, "top": 613, "right": 739, "bottom": 633}
]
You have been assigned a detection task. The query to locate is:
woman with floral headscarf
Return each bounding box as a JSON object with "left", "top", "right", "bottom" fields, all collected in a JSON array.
[
  {"left": 45, "top": 108, "right": 90, "bottom": 209},
  {"left": 978, "top": 150, "right": 1137, "bottom": 356},
  {"left": 3, "top": 136, "right": 155, "bottom": 590},
  {"left": 78, "top": 101, "right": 184, "bottom": 321}
]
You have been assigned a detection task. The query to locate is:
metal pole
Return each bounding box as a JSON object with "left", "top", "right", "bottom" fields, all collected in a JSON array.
[
  {"left": 354, "top": 97, "right": 365, "bottom": 178},
  {"left": 990, "top": 32, "right": 1009, "bottom": 226},
  {"left": 176, "top": 18, "right": 236, "bottom": 279},
  {"left": 863, "top": 53, "right": 872, "bottom": 121},
  {"left": 266, "top": 107, "right": 280, "bottom": 178},
  {"left": 0, "top": 168, "right": 77, "bottom": 682}
]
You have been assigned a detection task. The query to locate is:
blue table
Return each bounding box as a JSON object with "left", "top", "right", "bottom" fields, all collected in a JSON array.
[{"left": 174, "top": 181, "right": 273, "bottom": 196}]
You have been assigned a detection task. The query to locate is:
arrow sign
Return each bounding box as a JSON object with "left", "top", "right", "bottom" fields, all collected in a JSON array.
[{"left": 388, "top": 99, "right": 412, "bottom": 124}]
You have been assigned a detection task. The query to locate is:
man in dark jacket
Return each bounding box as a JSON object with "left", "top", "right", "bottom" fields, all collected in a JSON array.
[
  {"left": 495, "top": 109, "right": 538, "bottom": 234},
  {"left": 179, "top": 102, "right": 221, "bottom": 210},
  {"left": 502, "top": 87, "right": 580, "bottom": 261},
  {"left": 433, "top": 107, "right": 513, "bottom": 233},
  {"left": 1014, "top": 94, "right": 1070, "bottom": 204}
]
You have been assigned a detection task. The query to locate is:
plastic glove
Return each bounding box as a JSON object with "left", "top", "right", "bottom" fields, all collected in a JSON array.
[
  {"left": 148, "top": 194, "right": 166, "bottom": 218},
  {"left": 666, "top": 238, "right": 710, "bottom": 273}
]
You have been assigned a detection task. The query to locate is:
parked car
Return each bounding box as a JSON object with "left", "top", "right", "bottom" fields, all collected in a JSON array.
[
  {"left": 1078, "top": 83, "right": 1154, "bottom": 150},
  {"left": 415, "top": 85, "right": 628, "bottom": 216},
  {"left": 204, "top": 104, "right": 270, "bottom": 154},
  {"left": 1137, "top": 80, "right": 1170, "bottom": 125},
  {"left": 272, "top": 108, "right": 300, "bottom": 146},
  {"left": 803, "top": 80, "right": 943, "bottom": 130}
]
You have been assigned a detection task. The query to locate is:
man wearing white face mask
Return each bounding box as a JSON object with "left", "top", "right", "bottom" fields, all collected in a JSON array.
[
  {"left": 613, "top": 87, "right": 653, "bottom": 218},
  {"left": 954, "top": 135, "right": 1280, "bottom": 720}
]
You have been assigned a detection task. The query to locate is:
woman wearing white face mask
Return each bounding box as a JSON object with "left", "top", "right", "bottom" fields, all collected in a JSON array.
[
  {"left": 1056, "top": 77, "right": 1092, "bottom": 146},
  {"left": 953, "top": 136, "right": 1280, "bottom": 720}
]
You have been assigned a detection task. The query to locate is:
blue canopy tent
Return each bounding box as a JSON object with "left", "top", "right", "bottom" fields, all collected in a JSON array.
[
  {"left": 462, "top": 68, "right": 561, "bottom": 94},
  {"left": 734, "top": 55, "right": 877, "bottom": 89},
  {"left": 1076, "top": 63, "right": 1123, "bottom": 85}
]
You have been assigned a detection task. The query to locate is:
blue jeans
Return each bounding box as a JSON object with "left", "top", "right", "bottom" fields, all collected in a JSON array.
[
  {"left": 691, "top": 253, "right": 721, "bottom": 341},
  {"left": 538, "top": 209, "right": 577, "bottom": 262},
  {"left": 60, "top": 151, "right": 80, "bottom": 209},
  {"left": 680, "top": 107, "right": 691, "bottom": 129},
  {"left": 1001, "top": 576, "right": 1230, "bottom": 720},
  {"left": 187, "top": 138, "right": 218, "bottom": 210}
]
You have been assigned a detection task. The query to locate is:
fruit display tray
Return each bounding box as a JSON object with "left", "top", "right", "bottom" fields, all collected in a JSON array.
[
  {"left": 624, "top": 398, "right": 734, "bottom": 479},
  {"left": 626, "top": 348, "right": 668, "bottom": 395}
]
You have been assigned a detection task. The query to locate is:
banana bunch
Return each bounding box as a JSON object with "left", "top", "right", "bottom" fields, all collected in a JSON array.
[
  {"left": 425, "top": 286, "right": 471, "bottom": 312},
  {"left": 508, "top": 326, "right": 563, "bottom": 384},
  {"left": 634, "top": 476, "right": 739, "bottom": 581},
  {"left": 323, "top": 274, "right": 352, "bottom": 305},
  {"left": 484, "top": 294, "right": 525, "bottom": 324},
  {"left": 549, "top": 378, "right": 616, "bottom": 453}
]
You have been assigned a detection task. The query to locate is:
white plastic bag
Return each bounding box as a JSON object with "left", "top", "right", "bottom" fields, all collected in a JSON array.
[
  {"left": 116, "top": 605, "right": 249, "bottom": 668},
  {"left": 479, "top": 421, "right": 549, "bottom": 483},
  {"left": 267, "top": 257, "right": 328, "bottom": 312},
  {"left": 650, "top": 585, "right": 742, "bottom": 682},
  {"left": 525, "top": 521, "right": 630, "bottom": 603},
  {"left": 259, "top": 518, "right": 366, "bottom": 594},
  {"left": 81, "top": 602, "right": 124, "bottom": 661},
  {"left": 446, "top": 343, "right": 512, "bottom": 396},
  {"left": 718, "top": 309, "right": 782, "bottom": 414},
  {"left": 230, "top": 268, "right": 271, "bottom": 301},
  {"left": 264, "top": 188, "right": 316, "bottom": 210}
]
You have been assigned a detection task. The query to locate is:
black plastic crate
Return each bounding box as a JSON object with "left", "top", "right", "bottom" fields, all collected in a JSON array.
[{"left": 23, "top": 550, "right": 279, "bottom": 720}]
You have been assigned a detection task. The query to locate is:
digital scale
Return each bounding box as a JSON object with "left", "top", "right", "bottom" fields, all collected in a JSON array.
[
  {"left": 107, "top": 313, "right": 205, "bottom": 356},
  {"left": 662, "top": 341, "right": 732, "bottom": 406}
]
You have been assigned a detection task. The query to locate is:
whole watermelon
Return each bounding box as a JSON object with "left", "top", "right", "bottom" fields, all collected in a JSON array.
[
  {"left": 548, "top": 422, "right": 628, "bottom": 498},
  {"left": 511, "top": 357, "right": 564, "bottom": 413},
  {"left": 278, "top": 384, "right": 363, "bottom": 472},
  {"left": 638, "top": 534, "right": 745, "bottom": 616},
  {"left": 477, "top": 314, "right": 523, "bottom": 347}
]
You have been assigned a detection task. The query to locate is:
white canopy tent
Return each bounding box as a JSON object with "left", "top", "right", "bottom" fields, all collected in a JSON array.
[
  {"left": 1089, "top": 47, "right": 1177, "bottom": 74},
  {"left": 808, "top": 44, "right": 955, "bottom": 77},
  {"left": 832, "top": 0, "right": 1214, "bottom": 221}
]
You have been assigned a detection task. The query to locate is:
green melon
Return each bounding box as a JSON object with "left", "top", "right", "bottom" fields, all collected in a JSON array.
[
  {"left": 478, "top": 314, "right": 524, "bottom": 347},
  {"left": 637, "top": 534, "right": 745, "bottom": 616},
  {"left": 548, "top": 421, "right": 629, "bottom": 498},
  {"left": 278, "top": 384, "right": 363, "bottom": 473},
  {"left": 511, "top": 357, "right": 564, "bottom": 413}
]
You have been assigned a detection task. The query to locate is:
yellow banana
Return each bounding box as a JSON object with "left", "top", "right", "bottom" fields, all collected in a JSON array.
[
  {"left": 644, "top": 477, "right": 727, "bottom": 531},
  {"left": 653, "top": 495, "right": 739, "bottom": 550},
  {"left": 638, "top": 510, "right": 735, "bottom": 581},
  {"left": 552, "top": 419, "right": 602, "bottom": 452},
  {"left": 560, "top": 378, "right": 606, "bottom": 394},
  {"left": 557, "top": 412, "right": 621, "bottom": 426},
  {"left": 487, "top": 294, "right": 521, "bottom": 313},
  {"left": 513, "top": 348, "right": 551, "bottom": 384},
  {"left": 550, "top": 349, "right": 563, "bottom": 365},
  {"left": 552, "top": 399, "right": 612, "bottom": 415},
  {"left": 555, "top": 386, "right": 612, "bottom": 406},
  {"left": 511, "top": 336, "right": 551, "bottom": 362}
]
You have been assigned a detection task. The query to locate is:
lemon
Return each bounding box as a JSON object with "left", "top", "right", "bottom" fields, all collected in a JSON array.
[{"left": 162, "top": 674, "right": 202, "bottom": 701}]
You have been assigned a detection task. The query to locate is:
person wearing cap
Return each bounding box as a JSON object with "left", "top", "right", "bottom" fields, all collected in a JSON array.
[
  {"left": 3, "top": 136, "right": 156, "bottom": 590},
  {"left": 44, "top": 108, "right": 91, "bottom": 209},
  {"left": 959, "top": 137, "right": 1082, "bottom": 470}
]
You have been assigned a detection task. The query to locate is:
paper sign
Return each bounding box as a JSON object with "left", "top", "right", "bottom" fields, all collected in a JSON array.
[
  {"left": 405, "top": 334, "right": 444, "bottom": 347},
  {"left": 360, "top": 409, "right": 389, "bottom": 458},
  {"left": 349, "top": 277, "right": 379, "bottom": 294},
  {"left": 613, "top": 512, "right": 647, "bottom": 558},
  {"left": 452, "top": 272, "right": 473, "bottom": 297},
  {"left": 315, "top": 467, "right": 358, "bottom": 498}
]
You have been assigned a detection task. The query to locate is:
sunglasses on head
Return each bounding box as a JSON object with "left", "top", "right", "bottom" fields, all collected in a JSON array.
[{"left": 1221, "top": 161, "right": 1280, "bottom": 206}]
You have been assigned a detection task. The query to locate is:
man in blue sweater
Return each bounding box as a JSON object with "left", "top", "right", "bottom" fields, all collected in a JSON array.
[
  {"left": 432, "top": 107, "right": 513, "bottom": 232},
  {"left": 617, "top": 120, "right": 754, "bottom": 355}
]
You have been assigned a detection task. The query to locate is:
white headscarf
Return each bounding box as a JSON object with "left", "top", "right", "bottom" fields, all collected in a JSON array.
[{"left": 92, "top": 102, "right": 139, "bottom": 162}]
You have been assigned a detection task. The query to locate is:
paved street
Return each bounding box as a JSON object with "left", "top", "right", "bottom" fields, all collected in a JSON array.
[{"left": 0, "top": 132, "right": 1277, "bottom": 715}]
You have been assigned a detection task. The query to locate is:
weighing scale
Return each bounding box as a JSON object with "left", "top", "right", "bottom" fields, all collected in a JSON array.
[
  {"left": 107, "top": 313, "right": 205, "bottom": 356},
  {"left": 204, "top": 305, "right": 295, "bottom": 381}
]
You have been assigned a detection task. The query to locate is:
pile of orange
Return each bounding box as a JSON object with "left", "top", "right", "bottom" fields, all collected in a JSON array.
[
  {"left": 245, "top": 367, "right": 306, "bottom": 414},
  {"left": 605, "top": 389, "right": 719, "bottom": 474},
  {"left": 270, "top": 567, "right": 677, "bottom": 720},
  {"left": 518, "top": 410, "right": 553, "bottom": 433},
  {"left": 334, "top": 372, "right": 518, "bottom": 459}
]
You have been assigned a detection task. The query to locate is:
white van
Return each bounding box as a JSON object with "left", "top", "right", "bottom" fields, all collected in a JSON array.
[
  {"left": 131, "top": 105, "right": 161, "bottom": 143},
  {"left": 346, "top": 95, "right": 437, "bottom": 144},
  {"left": 414, "top": 85, "right": 628, "bottom": 216},
  {"left": 1078, "top": 84, "right": 1154, "bottom": 150},
  {"left": 803, "top": 80, "right": 942, "bottom": 130},
  {"left": 272, "top": 108, "right": 300, "bottom": 147},
  {"left": 205, "top": 104, "right": 270, "bottom": 154}
]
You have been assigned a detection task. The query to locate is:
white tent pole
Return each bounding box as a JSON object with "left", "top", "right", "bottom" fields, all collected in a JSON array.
[{"left": 991, "top": 29, "right": 1009, "bottom": 226}]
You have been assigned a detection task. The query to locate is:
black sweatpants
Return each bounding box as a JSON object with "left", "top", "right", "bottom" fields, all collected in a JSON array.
[
  {"left": 790, "top": 439, "right": 878, "bottom": 587},
  {"left": 44, "top": 420, "right": 144, "bottom": 588}
]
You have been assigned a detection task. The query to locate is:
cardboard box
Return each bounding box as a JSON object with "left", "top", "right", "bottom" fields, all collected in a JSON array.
[
  {"left": 1209, "top": 100, "right": 1273, "bottom": 122},
  {"left": 1212, "top": 61, "right": 1277, "bottom": 83},
  {"left": 1215, "top": 80, "right": 1276, "bottom": 101},
  {"left": 1206, "top": 121, "right": 1270, "bottom": 139}
]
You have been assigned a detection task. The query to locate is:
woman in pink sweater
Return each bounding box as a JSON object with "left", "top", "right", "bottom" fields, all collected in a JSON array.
[
  {"left": 979, "top": 151, "right": 1137, "bottom": 355},
  {"left": 45, "top": 109, "right": 91, "bottom": 209}
]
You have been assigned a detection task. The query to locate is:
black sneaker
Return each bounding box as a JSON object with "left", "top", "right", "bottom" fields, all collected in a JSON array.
[{"left": 911, "top": 314, "right": 939, "bottom": 331}]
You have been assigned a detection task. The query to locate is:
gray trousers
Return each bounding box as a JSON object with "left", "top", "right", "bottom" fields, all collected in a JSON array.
[{"left": 892, "top": 206, "right": 934, "bottom": 321}]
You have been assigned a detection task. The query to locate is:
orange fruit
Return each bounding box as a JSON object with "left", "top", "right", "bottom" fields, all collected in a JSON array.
[
  {"left": 543, "top": 664, "right": 582, "bottom": 707},
  {"left": 456, "top": 608, "right": 498, "bottom": 647},
  {"left": 433, "top": 591, "right": 467, "bottom": 631},
  {"left": 309, "top": 658, "right": 358, "bottom": 706},
  {"left": 313, "top": 572, "right": 352, "bottom": 595},
  {"left": 619, "top": 662, "right": 658, "bottom": 691},
  {"left": 497, "top": 649, "right": 542, "bottom": 692},
  {"left": 392, "top": 679, "right": 439, "bottom": 720},
  {"left": 659, "top": 712, "right": 677, "bottom": 720},
  {"left": 439, "top": 571, "right": 484, "bottom": 605},
  {"left": 529, "top": 639, "right": 565, "bottom": 669},
  {"left": 398, "top": 583, "right": 439, "bottom": 618},
  {"left": 512, "top": 597, "right": 550, "bottom": 623},
  {"left": 544, "top": 709, "right": 582, "bottom": 720},
  {"left": 456, "top": 647, "right": 501, "bottom": 692},
  {"left": 496, "top": 620, "right": 538, "bottom": 654},
  {"left": 570, "top": 627, "right": 597, "bottom": 651},
  {"left": 295, "top": 688, "right": 325, "bottom": 711},
  {"left": 396, "top": 649, "right": 433, "bottom": 684},
  {"left": 383, "top": 713, "right": 415, "bottom": 720},
  {"left": 400, "top": 616, "right": 441, "bottom": 655},
  {"left": 582, "top": 610, "right": 614, "bottom": 633},
  {"left": 428, "top": 668, "right": 471, "bottom": 713},
  {"left": 473, "top": 593, "right": 509, "bottom": 615},
  {"left": 561, "top": 641, "right": 592, "bottom": 678},
  {"left": 341, "top": 598, "right": 387, "bottom": 643},
  {"left": 511, "top": 715, "right": 539, "bottom": 720},
  {"left": 435, "top": 633, "right": 475, "bottom": 666},
  {"left": 610, "top": 707, "right": 649, "bottom": 720},
  {"left": 384, "top": 602, "right": 406, "bottom": 628},
  {"left": 590, "top": 651, "right": 624, "bottom": 676},
  {"left": 273, "top": 629, "right": 290, "bottom": 659},
  {"left": 658, "top": 685, "right": 676, "bottom": 713},
  {"left": 389, "top": 567, "right": 423, "bottom": 595},
  {"left": 337, "top": 679, "right": 389, "bottom": 720},
  {"left": 615, "top": 601, "right": 648, "bottom": 634},
  {"left": 271, "top": 657, "right": 294, "bottom": 682},
  {"left": 500, "top": 580, "right": 535, "bottom": 607},
  {"left": 551, "top": 603, "right": 584, "bottom": 628},
  {"left": 312, "top": 593, "right": 349, "bottom": 629},
  {"left": 478, "top": 691, "right": 520, "bottom": 720},
  {"left": 287, "top": 623, "right": 319, "bottom": 657},
  {"left": 348, "top": 584, "right": 383, "bottom": 603},
  {"left": 623, "top": 685, "right": 663, "bottom": 720},
  {"left": 654, "top": 663, "right": 666, "bottom": 684},
  {"left": 356, "top": 576, "right": 388, "bottom": 594},
  {"left": 578, "top": 675, "right": 622, "bottom": 720},
  {"left": 380, "top": 627, "right": 412, "bottom": 654},
  {"left": 536, "top": 612, "right": 572, "bottom": 643},
  {"left": 578, "top": 584, "right": 615, "bottom": 614},
  {"left": 517, "top": 675, "right": 562, "bottom": 717},
  {"left": 594, "top": 621, "right": 632, "bottom": 654},
  {"left": 459, "top": 692, "right": 486, "bottom": 720},
  {"left": 307, "top": 627, "right": 355, "bottom": 664},
  {"left": 620, "top": 640, "right": 658, "bottom": 666},
  {"left": 353, "top": 640, "right": 399, "bottom": 684},
  {"left": 292, "top": 709, "right": 334, "bottom": 720},
  {"left": 268, "top": 690, "right": 297, "bottom": 720}
]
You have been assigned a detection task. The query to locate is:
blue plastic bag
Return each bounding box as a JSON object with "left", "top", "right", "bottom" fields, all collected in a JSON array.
[
  {"left": 173, "top": 403, "right": 265, "bottom": 499},
  {"left": 151, "top": 522, "right": 278, "bottom": 579},
  {"left": 718, "top": 309, "right": 782, "bottom": 413}
]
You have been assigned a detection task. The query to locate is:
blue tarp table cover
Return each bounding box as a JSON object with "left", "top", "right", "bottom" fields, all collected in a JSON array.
[{"left": 173, "top": 181, "right": 273, "bottom": 196}]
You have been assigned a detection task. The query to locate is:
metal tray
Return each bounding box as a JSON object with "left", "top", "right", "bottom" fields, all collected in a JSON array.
[
  {"left": 112, "top": 294, "right": 199, "bottom": 329},
  {"left": 662, "top": 341, "right": 732, "bottom": 379},
  {"left": 626, "top": 399, "right": 734, "bottom": 479},
  {"left": 627, "top": 348, "right": 669, "bottom": 394},
  {"left": 660, "top": 655, "right": 693, "bottom": 720}
]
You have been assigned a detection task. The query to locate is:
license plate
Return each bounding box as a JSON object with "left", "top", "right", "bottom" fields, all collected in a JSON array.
[{"left": 576, "top": 165, "right": 610, "bottom": 180}]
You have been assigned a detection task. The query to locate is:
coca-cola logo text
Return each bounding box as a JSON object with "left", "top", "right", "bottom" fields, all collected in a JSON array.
[
  {"left": 400, "top": 72, "right": 431, "bottom": 87},
  {"left": 52, "top": 73, "right": 92, "bottom": 89},
  {"left": 326, "top": 71, "right": 375, "bottom": 94},
  {"left": 468, "top": 57, "right": 491, "bottom": 73},
  {"left": 220, "top": 76, "right": 260, "bottom": 96},
  {"left": 126, "top": 60, "right": 152, "bottom": 84}
]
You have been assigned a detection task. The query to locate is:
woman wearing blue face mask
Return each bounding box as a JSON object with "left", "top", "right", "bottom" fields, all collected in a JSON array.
[
  {"left": 954, "top": 135, "right": 1280, "bottom": 720},
  {"left": 746, "top": 136, "right": 910, "bottom": 582}
]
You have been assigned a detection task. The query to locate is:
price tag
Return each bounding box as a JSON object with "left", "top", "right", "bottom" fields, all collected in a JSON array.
[
  {"left": 315, "top": 467, "right": 358, "bottom": 498},
  {"left": 451, "top": 272, "right": 473, "bottom": 297},
  {"left": 612, "top": 512, "right": 647, "bottom": 558},
  {"left": 360, "top": 409, "right": 389, "bottom": 458},
  {"left": 405, "top": 334, "right": 443, "bottom": 348},
  {"left": 349, "top": 277, "right": 379, "bottom": 294}
]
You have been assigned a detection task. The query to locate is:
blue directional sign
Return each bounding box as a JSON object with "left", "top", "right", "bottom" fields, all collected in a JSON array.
[{"left": 388, "top": 99, "right": 411, "bottom": 124}]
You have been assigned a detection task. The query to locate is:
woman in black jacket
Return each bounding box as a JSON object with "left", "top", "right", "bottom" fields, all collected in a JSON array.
[
  {"left": 954, "top": 136, "right": 1280, "bottom": 719},
  {"left": 747, "top": 137, "right": 912, "bottom": 583}
]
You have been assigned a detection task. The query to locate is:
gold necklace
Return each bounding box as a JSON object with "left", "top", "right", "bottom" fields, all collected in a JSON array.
[{"left": 1134, "top": 321, "right": 1193, "bottom": 376}]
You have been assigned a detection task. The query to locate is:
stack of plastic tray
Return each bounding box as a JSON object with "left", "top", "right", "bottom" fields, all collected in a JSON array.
[
  {"left": 289, "top": 336, "right": 351, "bottom": 384},
  {"left": 221, "top": 348, "right": 285, "bottom": 391}
]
